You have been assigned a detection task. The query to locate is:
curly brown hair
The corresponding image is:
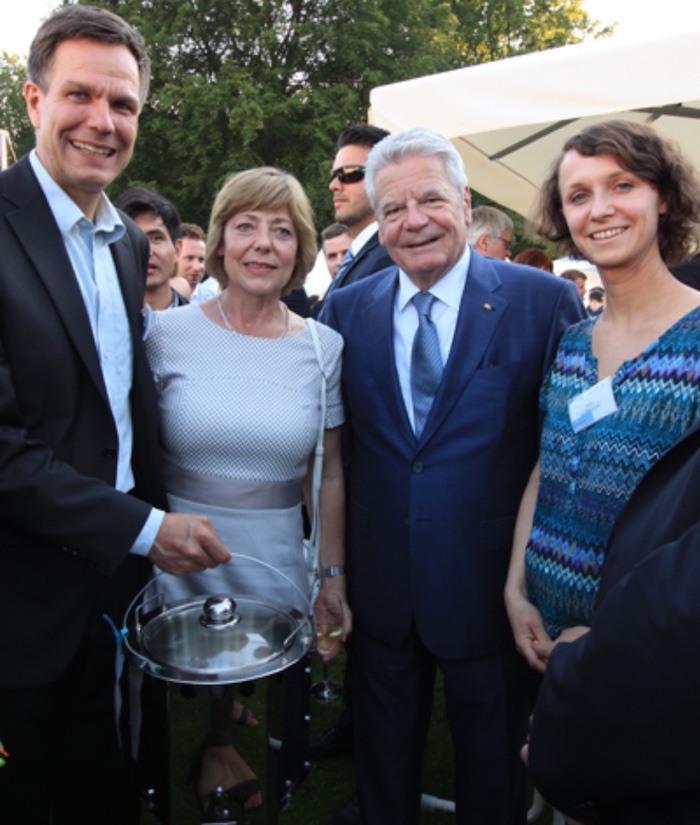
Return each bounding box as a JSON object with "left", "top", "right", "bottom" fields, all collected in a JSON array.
[{"left": 534, "top": 119, "right": 700, "bottom": 265}]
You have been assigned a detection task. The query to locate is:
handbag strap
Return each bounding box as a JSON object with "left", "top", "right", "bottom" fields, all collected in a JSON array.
[{"left": 306, "top": 319, "right": 327, "bottom": 571}]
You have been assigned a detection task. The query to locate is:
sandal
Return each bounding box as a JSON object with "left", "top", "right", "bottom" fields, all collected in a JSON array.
[
  {"left": 202, "top": 779, "right": 262, "bottom": 822},
  {"left": 192, "top": 744, "right": 263, "bottom": 817},
  {"left": 232, "top": 700, "right": 260, "bottom": 728}
]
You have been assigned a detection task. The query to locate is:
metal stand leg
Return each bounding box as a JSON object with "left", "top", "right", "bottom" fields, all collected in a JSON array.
[
  {"left": 528, "top": 788, "right": 546, "bottom": 822},
  {"left": 266, "top": 671, "right": 285, "bottom": 825},
  {"left": 420, "top": 793, "right": 456, "bottom": 813},
  {"left": 266, "top": 655, "right": 312, "bottom": 824}
]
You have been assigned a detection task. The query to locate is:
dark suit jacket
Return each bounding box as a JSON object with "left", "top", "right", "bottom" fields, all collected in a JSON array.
[
  {"left": 334, "top": 229, "right": 394, "bottom": 290},
  {"left": 0, "top": 156, "right": 166, "bottom": 689},
  {"left": 671, "top": 253, "right": 700, "bottom": 291},
  {"left": 316, "top": 228, "right": 394, "bottom": 319},
  {"left": 324, "top": 252, "right": 584, "bottom": 659},
  {"left": 530, "top": 420, "right": 700, "bottom": 824}
]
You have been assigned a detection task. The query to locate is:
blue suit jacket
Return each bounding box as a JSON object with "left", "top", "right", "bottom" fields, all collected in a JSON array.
[
  {"left": 317, "top": 229, "right": 394, "bottom": 320},
  {"left": 324, "top": 250, "right": 584, "bottom": 659},
  {"left": 334, "top": 229, "right": 394, "bottom": 290}
]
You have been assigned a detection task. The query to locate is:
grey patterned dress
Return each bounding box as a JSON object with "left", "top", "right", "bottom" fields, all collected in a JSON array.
[{"left": 145, "top": 303, "right": 344, "bottom": 612}]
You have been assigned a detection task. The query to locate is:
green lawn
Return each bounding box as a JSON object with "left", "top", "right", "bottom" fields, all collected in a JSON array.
[{"left": 142, "top": 649, "right": 553, "bottom": 824}]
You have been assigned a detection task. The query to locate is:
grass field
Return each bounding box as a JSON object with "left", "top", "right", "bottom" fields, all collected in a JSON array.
[{"left": 142, "top": 649, "right": 553, "bottom": 825}]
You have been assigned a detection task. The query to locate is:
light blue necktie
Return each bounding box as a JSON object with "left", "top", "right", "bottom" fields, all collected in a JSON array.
[{"left": 411, "top": 291, "right": 443, "bottom": 436}]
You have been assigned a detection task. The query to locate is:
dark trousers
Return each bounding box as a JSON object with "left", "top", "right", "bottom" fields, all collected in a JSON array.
[
  {"left": 0, "top": 619, "right": 140, "bottom": 825},
  {"left": 352, "top": 626, "right": 529, "bottom": 825}
]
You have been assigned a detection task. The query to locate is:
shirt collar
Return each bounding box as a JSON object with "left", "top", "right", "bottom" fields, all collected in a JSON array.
[
  {"left": 350, "top": 221, "right": 379, "bottom": 255},
  {"left": 29, "top": 149, "right": 125, "bottom": 244},
  {"left": 397, "top": 244, "right": 471, "bottom": 312}
]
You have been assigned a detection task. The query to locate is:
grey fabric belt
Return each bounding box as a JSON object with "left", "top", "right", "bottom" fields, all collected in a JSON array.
[{"left": 162, "top": 460, "right": 303, "bottom": 510}]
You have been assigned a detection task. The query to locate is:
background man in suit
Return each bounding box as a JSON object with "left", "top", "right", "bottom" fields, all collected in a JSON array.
[
  {"left": 322, "top": 221, "right": 353, "bottom": 279},
  {"left": 314, "top": 127, "right": 395, "bottom": 788},
  {"left": 323, "top": 128, "right": 583, "bottom": 825},
  {"left": 319, "top": 124, "right": 394, "bottom": 311},
  {"left": 465, "top": 204, "right": 514, "bottom": 260},
  {"left": 528, "top": 419, "right": 700, "bottom": 825},
  {"left": 114, "top": 186, "right": 189, "bottom": 309},
  {"left": 0, "top": 7, "right": 229, "bottom": 823},
  {"left": 177, "top": 221, "right": 207, "bottom": 290}
]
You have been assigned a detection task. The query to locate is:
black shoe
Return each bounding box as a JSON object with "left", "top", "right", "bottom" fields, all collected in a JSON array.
[
  {"left": 309, "top": 722, "right": 353, "bottom": 759},
  {"left": 323, "top": 793, "right": 360, "bottom": 825}
]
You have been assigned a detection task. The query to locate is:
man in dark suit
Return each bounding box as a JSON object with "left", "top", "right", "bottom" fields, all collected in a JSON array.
[
  {"left": 0, "top": 7, "right": 228, "bottom": 823},
  {"left": 323, "top": 128, "right": 584, "bottom": 825},
  {"left": 318, "top": 124, "right": 394, "bottom": 313},
  {"left": 528, "top": 419, "right": 700, "bottom": 825},
  {"left": 313, "top": 126, "right": 395, "bottom": 787}
]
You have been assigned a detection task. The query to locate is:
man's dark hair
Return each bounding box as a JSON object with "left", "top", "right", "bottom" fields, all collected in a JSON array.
[
  {"left": 321, "top": 222, "right": 350, "bottom": 242},
  {"left": 588, "top": 287, "right": 605, "bottom": 302},
  {"left": 114, "top": 187, "right": 181, "bottom": 243},
  {"left": 337, "top": 124, "right": 390, "bottom": 150},
  {"left": 28, "top": 4, "right": 151, "bottom": 107}
]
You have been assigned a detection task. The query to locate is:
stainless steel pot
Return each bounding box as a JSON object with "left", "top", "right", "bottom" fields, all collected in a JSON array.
[{"left": 123, "top": 555, "right": 315, "bottom": 685}]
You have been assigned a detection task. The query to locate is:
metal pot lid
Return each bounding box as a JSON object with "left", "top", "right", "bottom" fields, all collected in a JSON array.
[{"left": 124, "top": 565, "right": 314, "bottom": 685}]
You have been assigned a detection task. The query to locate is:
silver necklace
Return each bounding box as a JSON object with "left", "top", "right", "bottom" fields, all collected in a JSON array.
[{"left": 216, "top": 293, "right": 291, "bottom": 338}]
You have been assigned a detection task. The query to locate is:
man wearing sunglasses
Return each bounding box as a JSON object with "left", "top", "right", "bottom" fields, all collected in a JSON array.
[{"left": 319, "top": 124, "right": 394, "bottom": 308}]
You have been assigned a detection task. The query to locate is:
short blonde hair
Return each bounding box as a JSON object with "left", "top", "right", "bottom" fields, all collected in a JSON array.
[{"left": 206, "top": 167, "right": 316, "bottom": 294}]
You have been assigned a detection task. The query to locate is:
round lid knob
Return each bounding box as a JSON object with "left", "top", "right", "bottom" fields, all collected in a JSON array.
[{"left": 200, "top": 595, "right": 240, "bottom": 628}]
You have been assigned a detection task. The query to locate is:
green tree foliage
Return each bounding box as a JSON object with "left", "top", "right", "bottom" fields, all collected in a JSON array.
[
  {"left": 1, "top": 0, "right": 609, "bottom": 229},
  {"left": 0, "top": 53, "right": 34, "bottom": 161},
  {"left": 447, "top": 0, "right": 611, "bottom": 65},
  {"left": 90, "top": 0, "right": 607, "bottom": 227}
]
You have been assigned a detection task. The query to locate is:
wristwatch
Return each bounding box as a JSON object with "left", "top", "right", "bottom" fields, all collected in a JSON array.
[{"left": 318, "top": 565, "right": 345, "bottom": 577}]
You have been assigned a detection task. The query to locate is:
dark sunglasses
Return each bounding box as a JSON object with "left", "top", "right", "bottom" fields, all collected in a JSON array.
[{"left": 330, "top": 165, "right": 366, "bottom": 185}]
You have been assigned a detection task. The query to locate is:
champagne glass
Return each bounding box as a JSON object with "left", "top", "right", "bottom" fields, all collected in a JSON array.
[{"left": 312, "top": 591, "right": 344, "bottom": 702}]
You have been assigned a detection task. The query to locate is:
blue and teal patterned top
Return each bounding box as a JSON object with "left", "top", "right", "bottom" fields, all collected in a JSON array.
[{"left": 525, "top": 306, "right": 700, "bottom": 638}]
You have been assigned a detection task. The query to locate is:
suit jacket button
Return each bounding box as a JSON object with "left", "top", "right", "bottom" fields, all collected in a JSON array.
[
  {"left": 102, "top": 448, "right": 117, "bottom": 458},
  {"left": 413, "top": 461, "right": 423, "bottom": 473}
]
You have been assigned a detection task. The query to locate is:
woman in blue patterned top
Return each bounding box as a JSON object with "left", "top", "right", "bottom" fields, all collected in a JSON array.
[{"left": 505, "top": 120, "right": 700, "bottom": 674}]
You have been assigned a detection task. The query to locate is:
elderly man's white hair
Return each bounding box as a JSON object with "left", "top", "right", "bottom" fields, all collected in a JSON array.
[
  {"left": 364, "top": 128, "right": 468, "bottom": 212},
  {"left": 465, "top": 206, "right": 513, "bottom": 244}
]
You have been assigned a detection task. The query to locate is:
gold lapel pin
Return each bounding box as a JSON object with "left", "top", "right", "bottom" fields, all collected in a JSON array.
[{"left": 483, "top": 303, "right": 495, "bottom": 311}]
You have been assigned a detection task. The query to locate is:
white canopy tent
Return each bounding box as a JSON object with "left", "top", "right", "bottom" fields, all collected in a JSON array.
[{"left": 369, "top": 29, "right": 700, "bottom": 220}]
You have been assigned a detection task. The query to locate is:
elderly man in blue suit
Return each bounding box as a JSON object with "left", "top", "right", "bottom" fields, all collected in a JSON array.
[{"left": 323, "top": 128, "right": 584, "bottom": 825}]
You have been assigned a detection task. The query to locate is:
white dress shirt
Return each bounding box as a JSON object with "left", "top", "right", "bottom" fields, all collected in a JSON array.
[
  {"left": 30, "top": 150, "right": 163, "bottom": 554},
  {"left": 393, "top": 245, "right": 470, "bottom": 431}
]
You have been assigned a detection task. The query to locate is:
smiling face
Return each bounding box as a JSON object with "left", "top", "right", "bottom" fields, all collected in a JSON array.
[
  {"left": 375, "top": 154, "right": 471, "bottom": 288},
  {"left": 559, "top": 150, "right": 667, "bottom": 275},
  {"left": 218, "top": 207, "right": 298, "bottom": 299},
  {"left": 24, "top": 38, "right": 140, "bottom": 220}
]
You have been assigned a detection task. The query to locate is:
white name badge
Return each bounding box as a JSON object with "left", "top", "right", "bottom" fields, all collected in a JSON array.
[{"left": 568, "top": 376, "right": 618, "bottom": 433}]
